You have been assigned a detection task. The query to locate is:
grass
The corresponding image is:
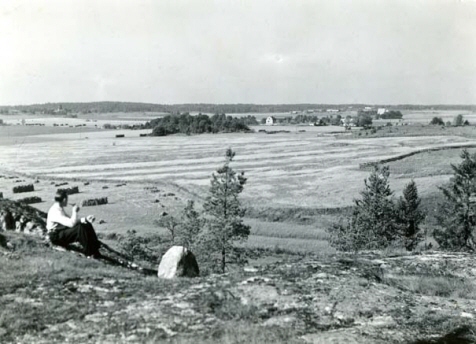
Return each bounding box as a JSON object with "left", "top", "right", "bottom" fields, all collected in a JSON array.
[
  {"left": 164, "top": 323, "right": 303, "bottom": 344},
  {"left": 387, "top": 274, "right": 476, "bottom": 299}
]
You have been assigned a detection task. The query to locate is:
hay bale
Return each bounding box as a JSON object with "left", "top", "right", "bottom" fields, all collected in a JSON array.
[
  {"left": 81, "top": 197, "right": 108, "bottom": 207},
  {"left": 57, "top": 186, "right": 79, "bottom": 195},
  {"left": 12, "top": 184, "right": 34, "bottom": 194},
  {"left": 115, "top": 134, "right": 125, "bottom": 138}
]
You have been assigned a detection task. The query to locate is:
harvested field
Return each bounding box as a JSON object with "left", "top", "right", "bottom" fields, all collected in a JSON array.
[{"left": 0, "top": 119, "right": 475, "bottom": 251}]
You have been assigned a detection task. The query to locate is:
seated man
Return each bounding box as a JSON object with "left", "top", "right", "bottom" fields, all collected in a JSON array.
[{"left": 46, "top": 191, "right": 101, "bottom": 258}]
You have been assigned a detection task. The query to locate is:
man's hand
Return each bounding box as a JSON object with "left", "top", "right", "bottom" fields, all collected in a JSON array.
[
  {"left": 86, "top": 215, "right": 95, "bottom": 223},
  {"left": 72, "top": 204, "right": 80, "bottom": 213}
]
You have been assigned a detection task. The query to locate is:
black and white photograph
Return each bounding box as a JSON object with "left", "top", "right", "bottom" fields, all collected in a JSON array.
[{"left": 0, "top": 1, "right": 475, "bottom": 343}]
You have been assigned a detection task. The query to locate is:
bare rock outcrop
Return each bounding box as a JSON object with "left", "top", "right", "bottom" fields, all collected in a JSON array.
[{"left": 158, "top": 246, "right": 199, "bottom": 279}]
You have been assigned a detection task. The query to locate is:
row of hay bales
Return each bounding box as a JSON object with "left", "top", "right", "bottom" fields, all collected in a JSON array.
[
  {"left": 13, "top": 184, "right": 34, "bottom": 193},
  {"left": 57, "top": 186, "right": 79, "bottom": 195},
  {"left": 81, "top": 197, "right": 108, "bottom": 207},
  {"left": 115, "top": 134, "right": 149, "bottom": 138}
]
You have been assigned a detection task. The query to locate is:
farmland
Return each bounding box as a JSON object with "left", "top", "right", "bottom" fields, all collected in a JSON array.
[{"left": 1, "top": 110, "right": 475, "bottom": 253}]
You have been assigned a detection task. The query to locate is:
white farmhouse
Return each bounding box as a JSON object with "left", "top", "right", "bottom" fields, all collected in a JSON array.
[
  {"left": 266, "top": 116, "right": 276, "bottom": 125},
  {"left": 377, "top": 108, "right": 387, "bottom": 115}
]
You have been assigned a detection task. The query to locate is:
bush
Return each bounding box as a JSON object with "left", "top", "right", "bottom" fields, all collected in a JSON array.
[
  {"left": 430, "top": 117, "right": 444, "bottom": 125},
  {"left": 117, "top": 230, "right": 163, "bottom": 262}
]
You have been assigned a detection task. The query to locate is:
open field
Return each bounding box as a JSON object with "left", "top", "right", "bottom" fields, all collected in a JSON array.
[{"left": 1, "top": 112, "right": 476, "bottom": 252}]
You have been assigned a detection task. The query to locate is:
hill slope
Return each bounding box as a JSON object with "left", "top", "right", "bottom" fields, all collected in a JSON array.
[{"left": 1, "top": 230, "right": 476, "bottom": 344}]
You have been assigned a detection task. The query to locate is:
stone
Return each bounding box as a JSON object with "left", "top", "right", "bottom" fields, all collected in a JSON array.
[{"left": 157, "top": 246, "right": 199, "bottom": 279}]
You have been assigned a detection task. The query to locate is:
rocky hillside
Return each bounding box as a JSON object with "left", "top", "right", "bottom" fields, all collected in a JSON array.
[{"left": 1, "top": 225, "right": 475, "bottom": 343}]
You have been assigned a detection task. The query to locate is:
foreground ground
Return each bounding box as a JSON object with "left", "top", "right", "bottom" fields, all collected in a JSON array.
[{"left": 1, "top": 232, "right": 475, "bottom": 344}]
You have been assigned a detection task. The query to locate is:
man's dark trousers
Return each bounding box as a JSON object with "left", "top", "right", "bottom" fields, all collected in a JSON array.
[{"left": 49, "top": 222, "right": 100, "bottom": 256}]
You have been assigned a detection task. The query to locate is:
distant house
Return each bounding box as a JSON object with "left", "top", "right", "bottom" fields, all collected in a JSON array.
[
  {"left": 326, "top": 109, "right": 339, "bottom": 113},
  {"left": 266, "top": 116, "right": 276, "bottom": 125},
  {"left": 377, "top": 108, "right": 387, "bottom": 115}
]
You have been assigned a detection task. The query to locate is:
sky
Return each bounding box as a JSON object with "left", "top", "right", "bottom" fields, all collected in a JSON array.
[{"left": 0, "top": 0, "right": 475, "bottom": 105}]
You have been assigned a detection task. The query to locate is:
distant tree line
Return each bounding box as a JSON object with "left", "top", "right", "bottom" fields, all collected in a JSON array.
[
  {"left": 1, "top": 102, "right": 474, "bottom": 115},
  {"left": 146, "top": 113, "right": 255, "bottom": 136}
]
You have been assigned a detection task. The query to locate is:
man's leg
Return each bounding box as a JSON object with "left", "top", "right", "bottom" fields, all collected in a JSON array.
[
  {"left": 49, "top": 226, "right": 80, "bottom": 248},
  {"left": 77, "top": 222, "right": 101, "bottom": 256}
]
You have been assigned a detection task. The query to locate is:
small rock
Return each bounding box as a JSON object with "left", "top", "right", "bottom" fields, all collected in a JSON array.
[
  {"left": 461, "top": 312, "right": 474, "bottom": 318},
  {"left": 244, "top": 266, "right": 258, "bottom": 273},
  {"left": 315, "top": 272, "right": 328, "bottom": 279},
  {"left": 368, "top": 315, "right": 396, "bottom": 328}
]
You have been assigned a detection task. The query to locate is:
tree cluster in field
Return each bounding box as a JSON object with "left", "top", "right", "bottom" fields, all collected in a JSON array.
[
  {"left": 430, "top": 114, "right": 469, "bottom": 127},
  {"left": 18, "top": 196, "right": 42, "bottom": 204},
  {"left": 147, "top": 113, "right": 253, "bottom": 136},
  {"left": 57, "top": 186, "right": 79, "bottom": 195},
  {"left": 328, "top": 150, "right": 476, "bottom": 252},
  {"left": 12, "top": 184, "right": 34, "bottom": 194},
  {"left": 154, "top": 149, "right": 250, "bottom": 273},
  {"left": 81, "top": 197, "right": 108, "bottom": 207},
  {"left": 377, "top": 111, "right": 403, "bottom": 120}
]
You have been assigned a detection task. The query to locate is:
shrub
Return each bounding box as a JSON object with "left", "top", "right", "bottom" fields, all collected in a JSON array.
[
  {"left": 430, "top": 117, "right": 444, "bottom": 125},
  {"left": 117, "top": 230, "right": 163, "bottom": 262}
]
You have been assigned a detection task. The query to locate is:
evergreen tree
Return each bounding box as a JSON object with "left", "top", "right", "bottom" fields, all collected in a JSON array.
[
  {"left": 202, "top": 148, "right": 250, "bottom": 273},
  {"left": 397, "top": 180, "right": 425, "bottom": 250},
  {"left": 434, "top": 150, "right": 476, "bottom": 250},
  {"left": 328, "top": 165, "right": 398, "bottom": 251}
]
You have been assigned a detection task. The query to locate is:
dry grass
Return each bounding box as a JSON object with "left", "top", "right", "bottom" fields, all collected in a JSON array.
[{"left": 387, "top": 274, "right": 476, "bottom": 299}]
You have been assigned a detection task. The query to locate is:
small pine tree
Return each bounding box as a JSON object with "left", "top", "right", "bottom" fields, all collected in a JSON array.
[
  {"left": 175, "top": 200, "right": 202, "bottom": 251},
  {"left": 328, "top": 165, "right": 398, "bottom": 251},
  {"left": 397, "top": 180, "right": 425, "bottom": 250},
  {"left": 434, "top": 150, "right": 476, "bottom": 250},
  {"left": 202, "top": 148, "right": 250, "bottom": 273}
]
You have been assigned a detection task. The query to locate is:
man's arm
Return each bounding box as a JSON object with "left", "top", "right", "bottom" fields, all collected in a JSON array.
[{"left": 52, "top": 206, "right": 81, "bottom": 228}]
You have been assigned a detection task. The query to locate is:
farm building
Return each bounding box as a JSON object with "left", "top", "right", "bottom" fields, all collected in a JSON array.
[
  {"left": 266, "top": 116, "right": 276, "bottom": 125},
  {"left": 377, "top": 108, "right": 388, "bottom": 115}
]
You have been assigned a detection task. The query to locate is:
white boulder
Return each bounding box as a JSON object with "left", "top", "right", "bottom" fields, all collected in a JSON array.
[{"left": 158, "top": 246, "right": 199, "bottom": 279}]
